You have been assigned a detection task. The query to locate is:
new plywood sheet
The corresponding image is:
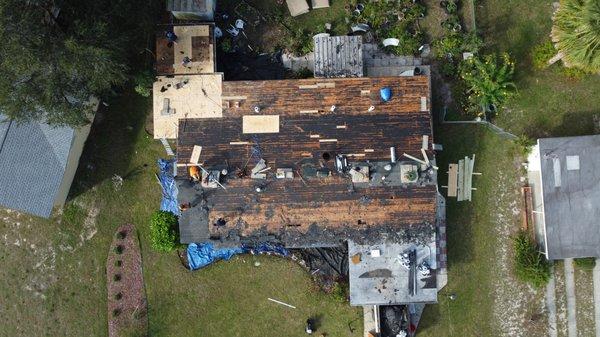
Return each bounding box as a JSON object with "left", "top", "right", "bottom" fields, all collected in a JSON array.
[{"left": 242, "top": 115, "right": 280, "bottom": 134}]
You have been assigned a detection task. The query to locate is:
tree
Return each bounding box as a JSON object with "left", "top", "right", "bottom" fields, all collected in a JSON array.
[
  {"left": 0, "top": 0, "right": 160, "bottom": 126},
  {"left": 460, "top": 53, "right": 516, "bottom": 117},
  {"left": 552, "top": 0, "right": 600, "bottom": 72}
]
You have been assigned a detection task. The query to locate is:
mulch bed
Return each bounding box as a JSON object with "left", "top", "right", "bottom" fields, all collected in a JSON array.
[{"left": 106, "top": 224, "right": 148, "bottom": 337}]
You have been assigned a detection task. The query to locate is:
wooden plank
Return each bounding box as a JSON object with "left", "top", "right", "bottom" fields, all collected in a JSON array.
[
  {"left": 190, "top": 145, "right": 202, "bottom": 164},
  {"left": 464, "top": 156, "right": 473, "bottom": 201},
  {"left": 242, "top": 115, "right": 280, "bottom": 134},
  {"left": 422, "top": 135, "right": 429, "bottom": 150},
  {"left": 457, "top": 159, "right": 465, "bottom": 201},
  {"left": 447, "top": 164, "right": 458, "bottom": 197}
]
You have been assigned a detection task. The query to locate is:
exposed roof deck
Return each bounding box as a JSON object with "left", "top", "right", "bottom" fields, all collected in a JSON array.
[
  {"left": 155, "top": 24, "right": 215, "bottom": 76},
  {"left": 176, "top": 75, "right": 436, "bottom": 246},
  {"left": 153, "top": 74, "right": 222, "bottom": 139}
]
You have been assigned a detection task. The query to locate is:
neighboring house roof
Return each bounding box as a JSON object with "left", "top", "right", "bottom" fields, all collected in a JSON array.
[
  {"left": 176, "top": 75, "right": 437, "bottom": 246},
  {"left": 0, "top": 115, "right": 75, "bottom": 218},
  {"left": 167, "top": 0, "right": 215, "bottom": 19},
  {"left": 538, "top": 135, "right": 600, "bottom": 259},
  {"left": 314, "top": 35, "right": 363, "bottom": 78}
]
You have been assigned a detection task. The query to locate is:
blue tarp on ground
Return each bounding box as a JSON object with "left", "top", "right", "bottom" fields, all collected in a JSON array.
[
  {"left": 187, "top": 242, "right": 290, "bottom": 270},
  {"left": 157, "top": 159, "right": 180, "bottom": 216},
  {"left": 187, "top": 243, "right": 245, "bottom": 270}
]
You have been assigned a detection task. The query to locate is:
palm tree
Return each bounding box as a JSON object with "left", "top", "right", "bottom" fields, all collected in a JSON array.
[
  {"left": 460, "top": 53, "right": 516, "bottom": 117},
  {"left": 552, "top": 0, "right": 600, "bottom": 72}
]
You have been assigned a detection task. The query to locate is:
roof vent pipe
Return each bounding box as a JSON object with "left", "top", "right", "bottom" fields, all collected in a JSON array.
[
  {"left": 368, "top": 106, "right": 375, "bottom": 112},
  {"left": 330, "top": 105, "right": 336, "bottom": 112},
  {"left": 254, "top": 106, "right": 260, "bottom": 113}
]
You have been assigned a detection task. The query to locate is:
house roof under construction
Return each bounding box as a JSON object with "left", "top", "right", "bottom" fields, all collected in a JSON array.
[
  {"left": 175, "top": 75, "right": 437, "bottom": 247},
  {"left": 155, "top": 24, "right": 215, "bottom": 76}
]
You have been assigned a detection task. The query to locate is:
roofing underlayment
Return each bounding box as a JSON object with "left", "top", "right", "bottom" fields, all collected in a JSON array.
[
  {"left": 537, "top": 135, "right": 600, "bottom": 259},
  {"left": 175, "top": 75, "right": 437, "bottom": 247},
  {"left": 155, "top": 24, "right": 215, "bottom": 76},
  {"left": 0, "top": 115, "right": 75, "bottom": 217}
]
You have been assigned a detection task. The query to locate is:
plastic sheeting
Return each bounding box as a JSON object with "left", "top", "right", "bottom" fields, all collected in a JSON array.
[
  {"left": 157, "top": 159, "right": 180, "bottom": 216},
  {"left": 187, "top": 242, "right": 245, "bottom": 270},
  {"left": 187, "top": 242, "right": 290, "bottom": 270},
  {"left": 380, "top": 87, "right": 392, "bottom": 102}
]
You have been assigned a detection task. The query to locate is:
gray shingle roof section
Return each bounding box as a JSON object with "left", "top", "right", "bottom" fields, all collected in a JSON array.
[
  {"left": 314, "top": 35, "right": 363, "bottom": 78},
  {"left": 167, "top": 0, "right": 215, "bottom": 19},
  {"left": 0, "top": 115, "right": 75, "bottom": 218},
  {"left": 539, "top": 135, "right": 600, "bottom": 259}
]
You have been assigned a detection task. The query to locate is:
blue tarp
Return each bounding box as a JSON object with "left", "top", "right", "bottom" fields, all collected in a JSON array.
[
  {"left": 187, "top": 242, "right": 290, "bottom": 271},
  {"left": 380, "top": 87, "right": 392, "bottom": 102},
  {"left": 157, "top": 159, "right": 180, "bottom": 216},
  {"left": 187, "top": 243, "right": 245, "bottom": 270}
]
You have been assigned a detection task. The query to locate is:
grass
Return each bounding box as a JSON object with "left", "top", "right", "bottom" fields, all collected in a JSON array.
[
  {"left": 475, "top": 0, "right": 600, "bottom": 138},
  {"left": 0, "top": 91, "right": 361, "bottom": 336},
  {"left": 418, "top": 125, "right": 523, "bottom": 336}
]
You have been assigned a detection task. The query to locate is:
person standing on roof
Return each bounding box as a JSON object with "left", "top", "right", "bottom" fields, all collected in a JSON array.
[{"left": 166, "top": 30, "right": 178, "bottom": 43}]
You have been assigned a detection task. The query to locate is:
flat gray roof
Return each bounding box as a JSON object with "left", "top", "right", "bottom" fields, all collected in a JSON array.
[
  {"left": 348, "top": 240, "right": 438, "bottom": 306},
  {"left": 539, "top": 135, "right": 600, "bottom": 259}
]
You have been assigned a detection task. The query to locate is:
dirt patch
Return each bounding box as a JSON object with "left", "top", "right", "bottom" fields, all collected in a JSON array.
[
  {"left": 491, "top": 166, "right": 547, "bottom": 337},
  {"left": 106, "top": 224, "right": 148, "bottom": 337}
]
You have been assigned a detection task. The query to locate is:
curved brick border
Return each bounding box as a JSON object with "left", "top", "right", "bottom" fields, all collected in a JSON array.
[{"left": 107, "top": 224, "right": 148, "bottom": 337}]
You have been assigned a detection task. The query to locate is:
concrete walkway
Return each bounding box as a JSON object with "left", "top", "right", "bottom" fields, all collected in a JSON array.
[
  {"left": 593, "top": 258, "right": 600, "bottom": 337},
  {"left": 546, "top": 264, "right": 558, "bottom": 337},
  {"left": 565, "top": 258, "right": 578, "bottom": 337}
]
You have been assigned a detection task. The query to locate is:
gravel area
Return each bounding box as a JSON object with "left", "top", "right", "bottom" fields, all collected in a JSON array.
[{"left": 575, "top": 267, "right": 595, "bottom": 337}]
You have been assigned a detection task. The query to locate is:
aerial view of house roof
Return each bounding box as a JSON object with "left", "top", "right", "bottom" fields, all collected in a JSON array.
[
  {"left": 175, "top": 75, "right": 437, "bottom": 247},
  {"left": 536, "top": 135, "right": 600, "bottom": 259},
  {"left": 0, "top": 115, "right": 78, "bottom": 218}
]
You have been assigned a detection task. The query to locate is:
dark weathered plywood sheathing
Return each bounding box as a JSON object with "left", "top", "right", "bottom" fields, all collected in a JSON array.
[{"left": 314, "top": 35, "right": 363, "bottom": 78}]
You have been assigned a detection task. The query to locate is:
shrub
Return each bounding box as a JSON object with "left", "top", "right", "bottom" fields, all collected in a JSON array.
[
  {"left": 435, "top": 33, "right": 464, "bottom": 58},
  {"left": 459, "top": 53, "right": 516, "bottom": 116},
  {"left": 562, "top": 66, "right": 588, "bottom": 79},
  {"left": 149, "top": 210, "right": 179, "bottom": 252},
  {"left": 112, "top": 308, "right": 121, "bottom": 317},
  {"left": 220, "top": 38, "right": 232, "bottom": 53},
  {"left": 330, "top": 282, "right": 349, "bottom": 303},
  {"left": 114, "top": 260, "right": 122, "bottom": 267},
  {"left": 513, "top": 231, "right": 550, "bottom": 288},
  {"left": 133, "top": 70, "right": 154, "bottom": 97},
  {"left": 114, "top": 245, "right": 124, "bottom": 254},
  {"left": 117, "top": 231, "right": 127, "bottom": 239},
  {"left": 532, "top": 41, "right": 557, "bottom": 69},
  {"left": 574, "top": 257, "right": 596, "bottom": 269},
  {"left": 114, "top": 292, "right": 123, "bottom": 300},
  {"left": 515, "top": 135, "right": 535, "bottom": 157},
  {"left": 113, "top": 274, "right": 122, "bottom": 282}
]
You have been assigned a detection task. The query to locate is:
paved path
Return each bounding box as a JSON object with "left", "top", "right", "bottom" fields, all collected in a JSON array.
[
  {"left": 593, "top": 258, "right": 600, "bottom": 337},
  {"left": 546, "top": 264, "right": 558, "bottom": 337},
  {"left": 565, "top": 258, "right": 577, "bottom": 337}
]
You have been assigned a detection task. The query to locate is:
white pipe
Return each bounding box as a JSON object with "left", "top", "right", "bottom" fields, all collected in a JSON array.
[{"left": 267, "top": 298, "right": 296, "bottom": 309}]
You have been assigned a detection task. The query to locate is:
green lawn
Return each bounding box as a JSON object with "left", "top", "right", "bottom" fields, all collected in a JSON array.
[
  {"left": 477, "top": 0, "right": 600, "bottom": 138},
  {"left": 0, "top": 91, "right": 361, "bottom": 337},
  {"left": 417, "top": 125, "right": 523, "bottom": 337}
]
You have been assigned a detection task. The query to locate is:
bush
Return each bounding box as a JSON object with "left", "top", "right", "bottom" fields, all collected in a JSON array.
[
  {"left": 115, "top": 260, "right": 122, "bottom": 267},
  {"left": 133, "top": 70, "right": 154, "bottom": 97},
  {"left": 220, "top": 38, "right": 232, "bottom": 53},
  {"left": 114, "top": 245, "right": 124, "bottom": 254},
  {"left": 330, "top": 282, "right": 349, "bottom": 303},
  {"left": 114, "top": 292, "right": 123, "bottom": 300},
  {"left": 513, "top": 231, "right": 550, "bottom": 288},
  {"left": 562, "top": 66, "right": 588, "bottom": 79},
  {"left": 113, "top": 274, "right": 122, "bottom": 282},
  {"left": 112, "top": 308, "right": 121, "bottom": 317},
  {"left": 149, "top": 210, "right": 179, "bottom": 252},
  {"left": 117, "top": 231, "right": 127, "bottom": 239},
  {"left": 574, "top": 257, "right": 596, "bottom": 269},
  {"left": 532, "top": 41, "right": 556, "bottom": 69}
]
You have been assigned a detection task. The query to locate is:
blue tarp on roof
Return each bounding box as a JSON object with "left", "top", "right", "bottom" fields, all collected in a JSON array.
[{"left": 157, "top": 159, "right": 180, "bottom": 216}]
